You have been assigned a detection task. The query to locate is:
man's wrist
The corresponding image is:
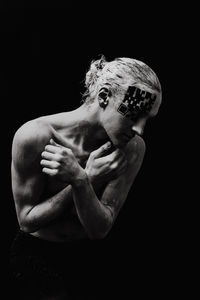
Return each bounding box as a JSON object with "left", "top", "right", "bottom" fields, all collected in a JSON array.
[
  {"left": 85, "top": 169, "right": 93, "bottom": 183},
  {"left": 71, "top": 169, "right": 89, "bottom": 187}
]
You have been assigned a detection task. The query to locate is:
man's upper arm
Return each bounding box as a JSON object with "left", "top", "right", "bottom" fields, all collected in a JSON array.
[
  {"left": 11, "top": 122, "right": 47, "bottom": 225},
  {"left": 101, "top": 137, "right": 146, "bottom": 222}
]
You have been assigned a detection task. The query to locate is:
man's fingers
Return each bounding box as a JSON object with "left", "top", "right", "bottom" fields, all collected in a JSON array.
[
  {"left": 109, "top": 149, "right": 124, "bottom": 160},
  {"left": 40, "top": 159, "right": 60, "bottom": 169},
  {"left": 91, "top": 141, "right": 112, "bottom": 158},
  {"left": 44, "top": 144, "right": 60, "bottom": 154},
  {"left": 42, "top": 167, "right": 58, "bottom": 176},
  {"left": 41, "top": 151, "right": 57, "bottom": 160},
  {"left": 41, "top": 150, "right": 63, "bottom": 162},
  {"left": 97, "top": 148, "right": 124, "bottom": 163},
  {"left": 50, "top": 138, "right": 61, "bottom": 147}
]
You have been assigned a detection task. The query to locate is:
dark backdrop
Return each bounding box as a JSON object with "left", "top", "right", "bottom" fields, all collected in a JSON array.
[{"left": 2, "top": 2, "right": 188, "bottom": 297}]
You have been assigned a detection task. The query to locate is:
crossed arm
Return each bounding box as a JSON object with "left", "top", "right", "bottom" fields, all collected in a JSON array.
[{"left": 12, "top": 125, "right": 145, "bottom": 239}]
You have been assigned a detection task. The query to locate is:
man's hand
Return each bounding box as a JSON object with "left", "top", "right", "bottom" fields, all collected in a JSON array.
[
  {"left": 85, "top": 142, "right": 127, "bottom": 185},
  {"left": 40, "top": 139, "right": 85, "bottom": 183}
]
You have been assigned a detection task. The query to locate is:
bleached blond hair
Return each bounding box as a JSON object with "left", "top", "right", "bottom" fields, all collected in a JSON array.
[{"left": 82, "top": 55, "right": 162, "bottom": 104}]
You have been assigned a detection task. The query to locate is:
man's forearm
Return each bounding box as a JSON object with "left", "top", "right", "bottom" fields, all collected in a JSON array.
[
  {"left": 72, "top": 173, "right": 113, "bottom": 239},
  {"left": 22, "top": 185, "right": 73, "bottom": 232},
  {"left": 21, "top": 170, "right": 105, "bottom": 233}
]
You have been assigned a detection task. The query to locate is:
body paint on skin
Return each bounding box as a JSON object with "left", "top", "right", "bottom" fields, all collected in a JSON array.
[{"left": 117, "top": 86, "right": 157, "bottom": 120}]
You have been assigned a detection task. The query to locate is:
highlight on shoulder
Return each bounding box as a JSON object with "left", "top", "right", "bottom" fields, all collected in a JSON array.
[
  {"left": 125, "top": 135, "right": 146, "bottom": 164},
  {"left": 12, "top": 118, "right": 52, "bottom": 157}
]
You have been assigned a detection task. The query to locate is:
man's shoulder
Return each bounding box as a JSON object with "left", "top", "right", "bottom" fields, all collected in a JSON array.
[
  {"left": 12, "top": 118, "right": 52, "bottom": 165},
  {"left": 125, "top": 135, "right": 146, "bottom": 163},
  {"left": 13, "top": 118, "right": 51, "bottom": 149}
]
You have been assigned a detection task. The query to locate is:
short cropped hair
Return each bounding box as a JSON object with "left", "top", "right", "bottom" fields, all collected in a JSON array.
[{"left": 82, "top": 55, "right": 162, "bottom": 104}]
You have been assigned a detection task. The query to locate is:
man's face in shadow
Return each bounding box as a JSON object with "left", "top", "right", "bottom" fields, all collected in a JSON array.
[{"left": 100, "top": 85, "right": 161, "bottom": 148}]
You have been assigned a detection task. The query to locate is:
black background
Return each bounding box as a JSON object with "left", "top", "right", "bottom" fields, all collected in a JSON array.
[{"left": 1, "top": 1, "right": 192, "bottom": 298}]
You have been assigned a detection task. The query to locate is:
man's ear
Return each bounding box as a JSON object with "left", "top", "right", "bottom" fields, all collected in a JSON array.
[{"left": 98, "top": 87, "right": 111, "bottom": 108}]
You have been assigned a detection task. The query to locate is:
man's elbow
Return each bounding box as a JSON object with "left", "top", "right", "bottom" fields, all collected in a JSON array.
[
  {"left": 87, "top": 219, "right": 113, "bottom": 240},
  {"left": 88, "top": 230, "right": 109, "bottom": 240},
  {"left": 18, "top": 217, "right": 39, "bottom": 233}
]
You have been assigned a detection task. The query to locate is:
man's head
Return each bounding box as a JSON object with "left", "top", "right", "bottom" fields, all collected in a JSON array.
[{"left": 82, "top": 56, "right": 162, "bottom": 147}]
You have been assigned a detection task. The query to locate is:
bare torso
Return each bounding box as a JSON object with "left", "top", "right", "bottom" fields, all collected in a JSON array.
[
  {"left": 12, "top": 114, "right": 142, "bottom": 243},
  {"left": 32, "top": 141, "right": 106, "bottom": 242}
]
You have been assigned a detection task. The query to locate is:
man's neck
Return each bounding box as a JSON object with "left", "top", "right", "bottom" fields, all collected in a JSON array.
[
  {"left": 42, "top": 104, "right": 110, "bottom": 152},
  {"left": 73, "top": 105, "right": 110, "bottom": 151}
]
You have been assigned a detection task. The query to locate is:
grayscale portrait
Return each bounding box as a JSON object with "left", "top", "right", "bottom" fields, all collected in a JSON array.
[{"left": 9, "top": 54, "right": 162, "bottom": 299}]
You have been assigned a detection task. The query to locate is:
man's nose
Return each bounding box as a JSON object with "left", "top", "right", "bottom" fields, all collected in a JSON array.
[{"left": 132, "top": 124, "right": 144, "bottom": 136}]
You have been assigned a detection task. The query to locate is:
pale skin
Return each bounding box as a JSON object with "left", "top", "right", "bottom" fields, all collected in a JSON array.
[{"left": 11, "top": 83, "right": 161, "bottom": 241}]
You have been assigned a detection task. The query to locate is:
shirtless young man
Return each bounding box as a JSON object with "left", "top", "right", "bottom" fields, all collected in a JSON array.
[{"left": 9, "top": 56, "right": 162, "bottom": 299}]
